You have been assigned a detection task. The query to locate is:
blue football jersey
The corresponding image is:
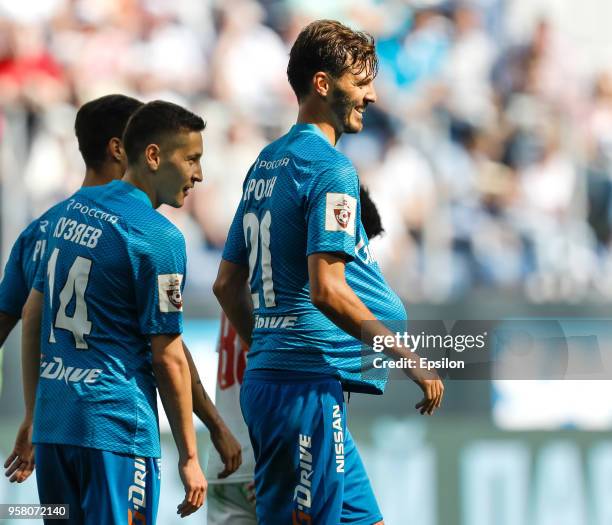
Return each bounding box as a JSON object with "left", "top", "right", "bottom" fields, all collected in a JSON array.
[
  {"left": 32, "top": 180, "right": 186, "bottom": 458},
  {"left": 222, "top": 124, "right": 407, "bottom": 394},
  {"left": 0, "top": 210, "right": 57, "bottom": 317}
]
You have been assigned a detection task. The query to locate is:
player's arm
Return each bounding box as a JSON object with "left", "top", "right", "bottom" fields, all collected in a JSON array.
[
  {"left": 0, "top": 311, "right": 19, "bottom": 348},
  {"left": 308, "top": 253, "right": 444, "bottom": 414},
  {"left": 151, "top": 334, "right": 206, "bottom": 517},
  {"left": 182, "top": 342, "right": 242, "bottom": 478},
  {"left": 20, "top": 290, "right": 43, "bottom": 422},
  {"left": 3, "top": 289, "right": 42, "bottom": 482},
  {"left": 0, "top": 232, "right": 29, "bottom": 348},
  {"left": 213, "top": 260, "right": 253, "bottom": 345}
]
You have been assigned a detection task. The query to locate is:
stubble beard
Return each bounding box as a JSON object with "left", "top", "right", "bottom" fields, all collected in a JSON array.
[{"left": 330, "top": 87, "right": 361, "bottom": 135}]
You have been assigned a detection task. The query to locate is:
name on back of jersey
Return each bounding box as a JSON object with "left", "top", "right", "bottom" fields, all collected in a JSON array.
[
  {"left": 243, "top": 175, "right": 278, "bottom": 203},
  {"left": 242, "top": 156, "right": 287, "bottom": 202},
  {"left": 53, "top": 217, "right": 102, "bottom": 249}
]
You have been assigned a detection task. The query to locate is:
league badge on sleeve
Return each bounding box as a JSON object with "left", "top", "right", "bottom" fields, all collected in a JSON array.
[
  {"left": 325, "top": 193, "right": 357, "bottom": 235},
  {"left": 157, "top": 274, "right": 184, "bottom": 312}
]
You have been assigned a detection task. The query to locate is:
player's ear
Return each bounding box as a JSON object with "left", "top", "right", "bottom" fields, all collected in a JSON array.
[
  {"left": 108, "top": 137, "right": 124, "bottom": 163},
  {"left": 144, "top": 143, "right": 161, "bottom": 171},
  {"left": 313, "top": 72, "right": 331, "bottom": 98}
]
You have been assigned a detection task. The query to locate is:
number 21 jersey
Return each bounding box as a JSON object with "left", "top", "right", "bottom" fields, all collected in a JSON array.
[{"left": 222, "top": 124, "right": 407, "bottom": 394}]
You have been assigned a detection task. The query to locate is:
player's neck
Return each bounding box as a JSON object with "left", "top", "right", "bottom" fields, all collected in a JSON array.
[
  {"left": 296, "top": 105, "right": 341, "bottom": 146},
  {"left": 122, "top": 169, "right": 157, "bottom": 208},
  {"left": 81, "top": 164, "right": 122, "bottom": 188}
]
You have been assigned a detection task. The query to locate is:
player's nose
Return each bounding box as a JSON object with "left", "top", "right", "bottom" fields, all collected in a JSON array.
[
  {"left": 193, "top": 166, "right": 203, "bottom": 183},
  {"left": 365, "top": 82, "right": 377, "bottom": 104}
]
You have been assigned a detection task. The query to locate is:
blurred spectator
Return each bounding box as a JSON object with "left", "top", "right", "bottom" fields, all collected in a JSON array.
[
  {"left": 441, "top": 2, "right": 495, "bottom": 125},
  {"left": 209, "top": 0, "right": 290, "bottom": 126},
  {"left": 2, "top": 0, "right": 612, "bottom": 303}
]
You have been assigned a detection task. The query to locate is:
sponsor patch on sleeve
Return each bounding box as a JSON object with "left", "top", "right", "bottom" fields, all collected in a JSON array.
[
  {"left": 325, "top": 193, "right": 357, "bottom": 236},
  {"left": 157, "top": 274, "right": 184, "bottom": 312}
]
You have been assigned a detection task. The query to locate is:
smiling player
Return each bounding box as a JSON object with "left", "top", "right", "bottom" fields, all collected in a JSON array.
[
  {"left": 214, "top": 19, "right": 444, "bottom": 525},
  {"left": 207, "top": 185, "right": 387, "bottom": 525}
]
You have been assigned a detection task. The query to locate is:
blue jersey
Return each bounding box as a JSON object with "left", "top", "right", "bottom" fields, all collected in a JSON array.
[
  {"left": 0, "top": 211, "right": 57, "bottom": 317},
  {"left": 222, "top": 124, "right": 406, "bottom": 394},
  {"left": 32, "top": 180, "right": 186, "bottom": 458}
]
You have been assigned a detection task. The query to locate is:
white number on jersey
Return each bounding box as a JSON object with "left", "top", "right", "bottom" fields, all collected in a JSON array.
[
  {"left": 47, "top": 248, "right": 93, "bottom": 349},
  {"left": 243, "top": 211, "right": 276, "bottom": 308}
]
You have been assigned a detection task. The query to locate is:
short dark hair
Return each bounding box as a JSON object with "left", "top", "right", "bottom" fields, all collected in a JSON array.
[
  {"left": 287, "top": 19, "right": 378, "bottom": 101},
  {"left": 360, "top": 185, "right": 384, "bottom": 240},
  {"left": 122, "top": 100, "right": 206, "bottom": 166},
  {"left": 75, "top": 94, "right": 144, "bottom": 168}
]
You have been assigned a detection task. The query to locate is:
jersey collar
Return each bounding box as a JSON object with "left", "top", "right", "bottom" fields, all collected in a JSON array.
[
  {"left": 112, "top": 180, "right": 153, "bottom": 208},
  {"left": 292, "top": 123, "right": 330, "bottom": 142}
]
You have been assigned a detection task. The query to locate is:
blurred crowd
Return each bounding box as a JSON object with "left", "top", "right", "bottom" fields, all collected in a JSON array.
[{"left": 1, "top": 0, "right": 611, "bottom": 303}]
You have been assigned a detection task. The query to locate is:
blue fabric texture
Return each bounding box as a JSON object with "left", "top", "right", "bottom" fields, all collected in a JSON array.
[
  {"left": 35, "top": 443, "right": 160, "bottom": 525},
  {"left": 240, "top": 369, "right": 382, "bottom": 525},
  {"left": 223, "top": 123, "right": 407, "bottom": 394},
  {"left": 33, "top": 180, "right": 186, "bottom": 457},
  {"left": 0, "top": 208, "right": 58, "bottom": 317}
]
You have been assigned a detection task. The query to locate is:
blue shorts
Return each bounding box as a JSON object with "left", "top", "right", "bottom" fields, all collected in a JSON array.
[
  {"left": 240, "top": 369, "right": 382, "bottom": 525},
  {"left": 35, "top": 443, "right": 160, "bottom": 525}
]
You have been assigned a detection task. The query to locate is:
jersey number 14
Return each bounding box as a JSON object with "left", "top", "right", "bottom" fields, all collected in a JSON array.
[{"left": 46, "top": 248, "right": 93, "bottom": 349}]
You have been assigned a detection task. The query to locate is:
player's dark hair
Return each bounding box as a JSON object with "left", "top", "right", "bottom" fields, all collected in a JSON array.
[
  {"left": 122, "top": 100, "right": 206, "bottom": 166},
  {"left": 75, "top": 94, "right": 144, "bottom": 169},
  {"left": 360, "top": 185, "right": 384, "bottom": 240},
  {"left": 287, "top": 19, "right": 378, "bottom": 101}
]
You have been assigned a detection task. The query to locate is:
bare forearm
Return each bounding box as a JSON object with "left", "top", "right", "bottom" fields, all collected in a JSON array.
[
  {"left": 152, "top": 336, "right": 197, "bottom": 461},
  {"left": 217, "top": 286, "right": 253, "bottom": 345},
  {"left": 213, "top": 261, "right": 254, "bottom": 345},
  {"left": 182, "top": 342, "right": 226, "bottom": 432},
  {"left": 21, "top": 291, "right": 42, "bottom": 420},
  {"left": 0, "top": 311, "right": 19, "bottom": 349}
]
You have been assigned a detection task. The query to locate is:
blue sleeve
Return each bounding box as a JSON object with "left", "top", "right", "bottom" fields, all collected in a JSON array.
[
  {"left": 32, "top": 228, "right": 52, "bottom": 294},
  {"left": 32, "top": 256, "right": 46, "bottom": 293},
  {"left": 305, "top": 159, "right": 359, "bottom": 260},
  {"left": 128, "top": 222, "right": 187, "bottom": 335},
  {"left": 222, "top": 197, "right": 248, "bottom": 266},
  {"left": 0, "top": 233, "right": 28, "bottom": 317}
]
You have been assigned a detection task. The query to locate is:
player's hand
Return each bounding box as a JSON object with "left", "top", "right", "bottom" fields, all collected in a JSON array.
[
  {"left": 211, "top": 425, "right": 242, "bottom": 479},
  {"left": 409, "top": 366, "right": 444, "bottom": 415},
  {"left": 176, "top": 458, "right": 207, "bottom": 518},
  {"left": 4, "top": 419, "right": 35, "bottom": 483}
]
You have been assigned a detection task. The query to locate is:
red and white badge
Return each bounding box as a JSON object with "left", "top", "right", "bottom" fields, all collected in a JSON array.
[
  {"left": 325, "top": 193, "right": 356, "bottom": 235},
  {"left": 157, "top": 273, "right": 184, "bottom": 312}
]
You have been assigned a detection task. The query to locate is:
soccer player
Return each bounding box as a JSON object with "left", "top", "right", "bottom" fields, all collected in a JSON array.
[
  {"left": 3, "top": 96, "right": 241, "bottom": 494},
  {"left": 214, "top": 20, "right": 444, "bottom": 524},
  {"left": 0, "top": 94, "right": 143, "bottom": 349},
  {"left": 6, "top": 100, "right": 209, "bottom": 523},
  {"left": 207, "top": 185, "right": 386, "bottom": 525}
]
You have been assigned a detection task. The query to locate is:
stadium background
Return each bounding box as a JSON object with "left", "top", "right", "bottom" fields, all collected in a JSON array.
[{"left": 1, "top": 0, "right": 612, "bottom": 523}]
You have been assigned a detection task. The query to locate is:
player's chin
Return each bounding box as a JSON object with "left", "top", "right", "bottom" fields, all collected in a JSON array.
[
  {"left": 167, "top": 194, "right": 185, "bottom": 208},
  {"left": 344, "top": 119, "right": 364, "bottom": 134}
]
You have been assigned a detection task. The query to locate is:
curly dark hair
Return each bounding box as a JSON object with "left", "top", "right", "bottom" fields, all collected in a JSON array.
[{"left": 287, "top": 19, "right": 378, "bottom": 101}]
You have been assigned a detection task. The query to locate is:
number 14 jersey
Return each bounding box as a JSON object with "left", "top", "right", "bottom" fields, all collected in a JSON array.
[
  {"left": 32, "top": 180, "right": 186, "bottom": 458},
  {"left": 222, "top": 124, "right": 407, "bottom": 394}
]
